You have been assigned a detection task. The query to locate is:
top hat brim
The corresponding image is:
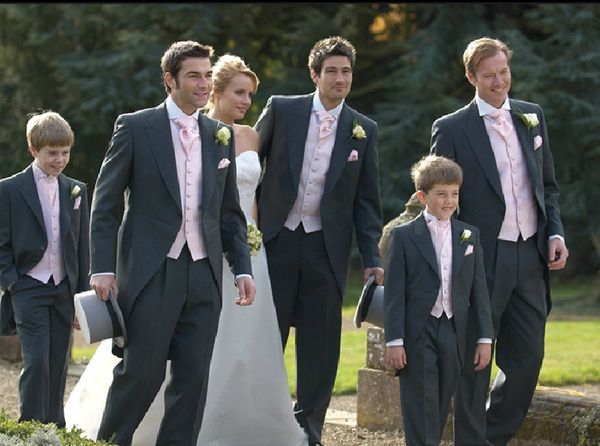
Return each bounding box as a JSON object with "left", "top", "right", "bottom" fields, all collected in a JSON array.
[
  {"left": 74, "top": 289, "right": 128, "bottom": 348},
  {"left": 353, "top": 275, "right": 385, "bottom": 329}
]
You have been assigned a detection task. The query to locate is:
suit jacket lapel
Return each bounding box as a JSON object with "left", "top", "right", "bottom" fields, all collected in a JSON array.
[
  {"left": 324, "top": 104, "right": 355, "bottom": 194},
  {"left": 58, "top": 174, "right": 72, "bottom": 239},
  {"left": 288, "top": 95, "right": 313, "bottom": 191},
  {"left": 412, "top": 214, "right": 440, "bottom": 278},
  {"left": 18, "top": 167, "right": 45, "bottom": 231},
  {"left": 463, "top": 101, "right": 504, "bottom": 201},
  {"left": 200, "top": 114, "right": 218, "bottom": 204},
  {"left": 510, "top": 100, "right": 539, "bottom": 187},
  {"left": 451, "top": 219, "right": 467, "bottom": 281},
  {"left": 146, "top": 103, "right": 181, "bottom": 210}
]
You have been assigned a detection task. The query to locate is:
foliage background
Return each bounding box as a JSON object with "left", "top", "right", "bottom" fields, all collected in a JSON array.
[{"left": 1, "top": 3, "right": 598, "bottom": 283}]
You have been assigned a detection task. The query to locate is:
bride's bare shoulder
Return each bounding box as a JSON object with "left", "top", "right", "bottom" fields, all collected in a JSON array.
[{"left": 233, "top": 124, "right": 259, "bottom": 152}]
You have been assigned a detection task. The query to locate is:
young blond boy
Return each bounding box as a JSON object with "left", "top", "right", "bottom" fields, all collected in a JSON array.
[
  {"left": 384, "top": 154, "right": 492, "bottom": 445},
  {"left": 0, "top": 111, "right": 89, "bottom": 426}
]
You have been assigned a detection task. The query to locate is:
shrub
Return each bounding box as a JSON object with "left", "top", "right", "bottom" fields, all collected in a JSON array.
[{"left": 0, "top": 413, "right": 115, "bottom": 446}]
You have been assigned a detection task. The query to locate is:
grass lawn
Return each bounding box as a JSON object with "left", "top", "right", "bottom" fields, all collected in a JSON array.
[
  {"left": 72, "top": 273, "right": 600, "bottom": 396},
  {"left": 282, "top": 274, "right": 600, "bottom": 395}
]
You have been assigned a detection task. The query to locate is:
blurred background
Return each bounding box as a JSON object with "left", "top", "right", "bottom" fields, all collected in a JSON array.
[{"left": 1, "top": 3, "right": 598, "bottom": 288}]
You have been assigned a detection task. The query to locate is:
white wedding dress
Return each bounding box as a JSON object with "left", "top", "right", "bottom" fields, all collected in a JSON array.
[{"left": 65, "top": 150, "right": 308, "bottom": 446}]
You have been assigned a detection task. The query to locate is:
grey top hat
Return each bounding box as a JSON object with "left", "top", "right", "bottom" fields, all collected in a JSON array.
[
  {"left": 353, "top": 275, "right": 385, "bottom": 329},
  {"left": 74, "top": 289, "right": 127, "bottom": 348}
]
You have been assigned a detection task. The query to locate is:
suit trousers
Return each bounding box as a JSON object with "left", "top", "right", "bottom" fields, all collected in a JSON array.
[
  {"left": 454, "top": 236, "right": 546, "bottom": 446},
  {"left": 265, "top": 225, "right": 342, "bottom": 444},
  {"left": 400, "top": 314, "right": 460, "bottom": 446},
  {"left": 97, "top": 246, "right": 221, "bottom": 446},
  {"left": 11, "top": 275, "right": 72, "bottom": 427}
]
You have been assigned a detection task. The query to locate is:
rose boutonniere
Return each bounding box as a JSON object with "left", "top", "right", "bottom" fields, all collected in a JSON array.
[
  {"left": 71, "top": 184, "right": 81, "bottom": 198},
  {"left": 215, "top": 126, "right": 231, "bottom": 146},
  {"left": 247, "top": 223, "right": 263, "bottom": 256},
  {"left": 519, "top": 112, "right": 539, "bottom": 129},
  {"left": 460, "top": 229, "right": 472, "bottom": 244},
  {"left": 352, "top": 121, "right": 366, "bottom": 140}
]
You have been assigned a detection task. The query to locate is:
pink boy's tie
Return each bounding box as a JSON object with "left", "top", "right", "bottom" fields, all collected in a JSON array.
[
  {"left": 44, "top": 176, "right": 58, "bottom": 206},
  {"left": 175, "top": 115, "right": 199, "bottom": 155},
  {"left": 316, "top": 110, "right": 336, "bottom": 139},
  {"left": 427, "top": 218, "right": 450, "bottom": 237}
]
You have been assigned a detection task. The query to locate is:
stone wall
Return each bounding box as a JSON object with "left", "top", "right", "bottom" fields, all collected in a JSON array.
[
  {"left": 0, "top": 335, "right": 21, "bottom": 362},
  {"left": 356, "top": 327, "right": 600, "bottom": 445}
]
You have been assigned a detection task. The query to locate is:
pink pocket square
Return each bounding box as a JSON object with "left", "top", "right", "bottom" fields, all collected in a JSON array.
[
  {"left": 347, "top": 149, "right": 359, "bottom": 162},
  {"left": 464, "top": 245, "right": 474, "bottom": 256},
  {"left": 73, "top": 196, "right": 81, "bottom": 210},
  {"left": 534, "top": 135, "right": 543, "bottom": 150},
  {"left": 217, "top": 158, "right": 231, "bottom": 169}
]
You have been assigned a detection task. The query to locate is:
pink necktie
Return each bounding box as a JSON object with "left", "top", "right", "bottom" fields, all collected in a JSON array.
[
  {"left": 175, "top": 115, "right": 199, "bottom": 155},
  {"left": 488, "top": 109, "right": 513, "bottom": 140},
  {"left": 44, "top": 176, "right": 58, "bottom": 206},
  {"left": 427, "top": 218, "right": 450, "bottom": 237},
  {"left": 316, "top": 110, "right": 336, "bottom": 139}
]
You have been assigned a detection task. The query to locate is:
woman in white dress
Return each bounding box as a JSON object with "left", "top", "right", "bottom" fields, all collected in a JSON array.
[{"left": 65, "top": 55, "right": 308, "bottom": 446}]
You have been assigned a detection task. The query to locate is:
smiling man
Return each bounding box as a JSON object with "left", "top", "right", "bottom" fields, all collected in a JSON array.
[
  {"left": 430, "top": 37, "right": 568, "bottom": 446},
  {"left": 255, "top": 36, "right": 383, "bottom": 446},
  {"left": 89, "top": 40, "right": 255, "bottom": 446}
]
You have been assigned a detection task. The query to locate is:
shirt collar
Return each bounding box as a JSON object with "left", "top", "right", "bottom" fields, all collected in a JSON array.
[
  {"left": 474, "top": 93, "right": 511, "bottom": 117},
  {"left": 423, "top": 209, "right": 450, "bottom": 227},
  {"left": 31, "top": 162, "right": 56, "bottom": 182},
  {"left": 166, "top": 95, "right": 200, "bottom": 122},
  {"left": 312, "top": 91, "right": 344, "bottom": 119}
]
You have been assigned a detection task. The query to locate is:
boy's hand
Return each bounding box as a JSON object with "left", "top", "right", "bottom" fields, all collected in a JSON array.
[
  {"left": 386, "top": 345, "right": 407, "bottom": 370},
  {"left": 473, "top": 343, "right": 492, "bottom": 371}
]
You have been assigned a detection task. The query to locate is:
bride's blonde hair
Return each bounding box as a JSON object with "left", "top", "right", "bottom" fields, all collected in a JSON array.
[{"left": 205, "top": 54, "right": 260, "bottom": 111}]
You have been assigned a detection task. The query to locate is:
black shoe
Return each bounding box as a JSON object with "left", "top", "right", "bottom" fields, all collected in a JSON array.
[{"left": 309, "top": 442, "right": 323, "bottom": 446}]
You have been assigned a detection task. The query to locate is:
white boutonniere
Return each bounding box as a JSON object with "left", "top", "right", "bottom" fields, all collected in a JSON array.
[
  {"left": 215, "top": 126, "right": 231, "bottom": 146},
  {"left": 519, "top": 112, "right": 539, "bottom": 129},
  {"left": 352, "top": 121, "right": 366, "bottom": 140},
  {"left": 71, "top": 184, "right": 81, "bottom": 198},
  {"left": 247, "top": 223, "right": 263, "bottom": 256},
  {"left": 460, "top": 229, "right": 472, "bottom": 243}
]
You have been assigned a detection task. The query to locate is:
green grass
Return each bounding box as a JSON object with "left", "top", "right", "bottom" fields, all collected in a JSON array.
[
  {"left": 72, "top": 274, "right": 600, "bottom": 396},
  {"left": 283, "top": 330, "right": 367, "bottom": 396},
  {"left": 72, "top": 346, "right": 99, "bottom": 364}
]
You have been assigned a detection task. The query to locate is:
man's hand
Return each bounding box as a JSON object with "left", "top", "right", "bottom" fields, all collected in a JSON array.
[
  {"left": 386, "top": 345, "right": 407, "bottom": 370},
  {"left": 235, "top": 276, "right": 256, "bottom": 306},
  {"left": 473, "top": 343, "right": 492, "bottom": 371},
  {"left": 90, "top": 275, "right": 118, "bottom": 301},
  {"left": 548, "top": 238, "right": 569, "bottom": 270},
  {"left": 364, "top": 267, "right": 384, "bottom": 285}
]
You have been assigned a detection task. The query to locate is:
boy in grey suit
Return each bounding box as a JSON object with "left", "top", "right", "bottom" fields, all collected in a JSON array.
[
  {"left": 0, "top": 111, "right": 90, "bottom": 426},
  {"left": 384, "top": 155, "right": 492, "bottom": 446}
]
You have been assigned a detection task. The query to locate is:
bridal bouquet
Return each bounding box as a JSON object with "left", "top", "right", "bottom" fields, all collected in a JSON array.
[{"left": 247, "top": 223, "right": 263, "bottom": 256}]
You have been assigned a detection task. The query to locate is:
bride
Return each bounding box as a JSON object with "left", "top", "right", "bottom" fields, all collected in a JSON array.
[{"left": 65, "top": 54, "right": 308, "bottom": 446}]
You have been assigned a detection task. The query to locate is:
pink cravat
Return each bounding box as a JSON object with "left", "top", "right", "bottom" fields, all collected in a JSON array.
[
  {"left": 28, "top": 172, "right": 64, "bottom": 284},
  {"left": 316, "top": 110, "right": 336, "bottom": 139},
  {"left": 45, "top": 176, "right": 58, "bottom": 206},
  {"left": 427, "top": 218, "right": 450, "bottom": 235},
  {"left": 488, "top": 109, "right": 513, "bottom": 140},
  {"left": 175, "top": 115, "right": 199, "bottom": 155},
  {"left": 425, "top": 215, "right": 453, "bottom": 319}
]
